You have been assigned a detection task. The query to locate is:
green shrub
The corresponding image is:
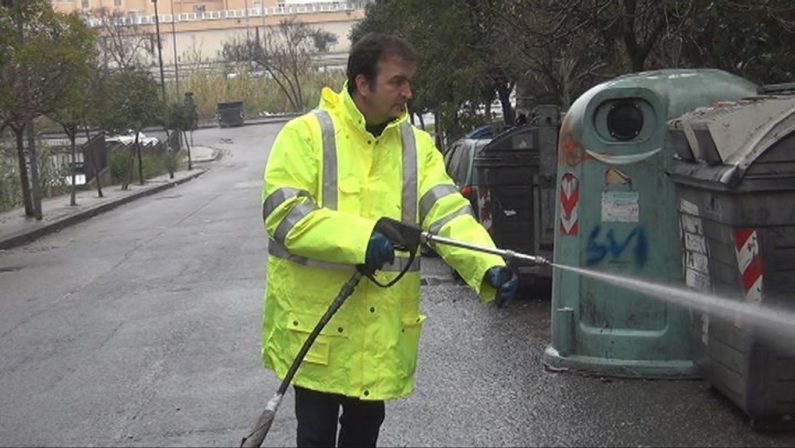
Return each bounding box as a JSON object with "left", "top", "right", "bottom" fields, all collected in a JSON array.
[
  {"left": 108, "top": 147, "right": 186, "bottom": 185},
  {"left": 108, "top": 150, "right": 131, "bottom": 184},
  {"left": 0, "top": 143, "right": 70, "bottom": 213}
]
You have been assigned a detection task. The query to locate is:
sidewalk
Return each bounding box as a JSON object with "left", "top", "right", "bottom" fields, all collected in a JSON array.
[{"left": 0, "top": 145, "right": 218, "bottom": 250}]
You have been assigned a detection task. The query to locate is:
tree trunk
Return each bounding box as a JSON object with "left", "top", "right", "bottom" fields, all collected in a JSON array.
[
  {"left": 497, "top": 85, "right": 515, "bottom": 126},
  {"left": 13, "top": 127, "right": 34, "bottom": 216},
  {"left": 137, "top": 132, "right": 144, "bottom": 186},
  {"left": 122, "top": 136, "right": 136, "bottom": 190},
  {"left": 183, "top": 130, "right": 192, "bottom": 171},
  {"left": 26, "top": 123, "right": 43, "bottom": 220},
  {"left": 165, "top": 129, "right": 174, "bottom": 179},
  {"left": 69, "top": 128, "right": 77, "bottom": 206},
  {"left": 433, "top": 111, "right": 444, "bottom": 149},
  {"left": 84, "top": 127, "right": 103, "bottom": 198},
  {"left": 418, "top": 113, "right": 425, "bottom": 130}
]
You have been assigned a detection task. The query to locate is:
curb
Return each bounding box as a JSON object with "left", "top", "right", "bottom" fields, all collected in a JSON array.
[
  {"left": 195, "top": 114, "right": 300, "bottom": 130},
  {"left": 38, "top": 115, "right": 299, "bottom": 139},
  {"left": 0, "top": 169, "right": 206, "bottom": 251}
]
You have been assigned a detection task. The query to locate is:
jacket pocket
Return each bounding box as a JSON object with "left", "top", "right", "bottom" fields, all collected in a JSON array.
[
  {"left": 286, "top": 311, "right": 349, "bottom": 366},
  {"left": 398, "top": 314, "right": 427, "bottom": 378},
  {"left": 338, "top": 177, "right": 361, "bottom": 215}
]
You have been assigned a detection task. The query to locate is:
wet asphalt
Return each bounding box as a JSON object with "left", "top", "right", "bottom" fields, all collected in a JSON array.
[{"left": 0, "top": 122, "right": 793, "bottom": 447}]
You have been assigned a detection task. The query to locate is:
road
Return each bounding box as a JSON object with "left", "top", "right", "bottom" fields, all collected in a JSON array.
[{"left": 1, "top": 123, "right": 794, "bottom": 446}]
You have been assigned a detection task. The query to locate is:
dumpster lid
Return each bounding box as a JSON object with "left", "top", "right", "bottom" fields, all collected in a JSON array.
[
  {"left": 483, "top": 126, "right": 537, "bottom": 152},
  {"left": 668, "top": 96, "right": 795, "bottom": 187},
  {"left": 217, "top": 101, "right": 244, "bottom": 108}
]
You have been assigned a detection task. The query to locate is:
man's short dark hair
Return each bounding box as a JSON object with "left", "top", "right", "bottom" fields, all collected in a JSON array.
[{"left": 347, "top": 33, "right": 416, "bottom": 95}]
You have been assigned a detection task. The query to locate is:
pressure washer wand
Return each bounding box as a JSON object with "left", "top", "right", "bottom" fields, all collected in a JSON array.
[{"left": 422, "top": 232, "right": 551, "bottom": 266}]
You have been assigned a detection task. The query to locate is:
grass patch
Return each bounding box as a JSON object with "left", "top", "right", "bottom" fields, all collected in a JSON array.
[{"left": 172, "top": 69, "right": 347, "bottom": 121}]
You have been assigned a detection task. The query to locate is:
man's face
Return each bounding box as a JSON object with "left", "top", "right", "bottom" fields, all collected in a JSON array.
[{"left": 357, "top": 56, "right": 417, "bottom": 124}]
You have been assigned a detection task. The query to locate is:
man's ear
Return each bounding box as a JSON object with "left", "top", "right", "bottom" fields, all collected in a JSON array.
[{"left": 354, "top": 74, "right": 370, "bottom": 97}]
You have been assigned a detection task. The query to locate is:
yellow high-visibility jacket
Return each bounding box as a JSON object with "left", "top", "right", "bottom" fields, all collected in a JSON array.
[{"left": 261, "top": 85, "right": 505, "bottom": 400}]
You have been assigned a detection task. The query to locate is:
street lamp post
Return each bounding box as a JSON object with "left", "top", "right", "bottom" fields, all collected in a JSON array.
[
  {"left": 152, "top": 0, "right": 174, "bottom": 179},
  {"left": 151, "top": 0, "right": 166, "bottom": 102},
  {"left": 170, "top": 0, "right": 180, "bottom": 99}
]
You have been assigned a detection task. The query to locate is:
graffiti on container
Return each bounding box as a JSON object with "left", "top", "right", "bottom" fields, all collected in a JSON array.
[
  {"left": 560, "top": 132, "right": 592, "bottom": 167},
  {"left": 586, "top": 225, "right": 648, "bottom": 267},
  {"left": 559, "top": 116, "right": 590, "bottom": 167},
  {"left": 558, "top": 115, "right": 615, "bottom": 167}
]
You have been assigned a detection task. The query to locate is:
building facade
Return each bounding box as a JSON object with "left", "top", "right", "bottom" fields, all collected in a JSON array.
[
  {"left": 49, "top": 0, "right": 367, "bottom": 66},
  {"left": 51, "top": 0, "right": 356, "bottom": 15}
]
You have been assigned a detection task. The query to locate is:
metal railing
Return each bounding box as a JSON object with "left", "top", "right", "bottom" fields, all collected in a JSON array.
[{"left": 85, "top": 1, "right": 365, "bottom": 28}]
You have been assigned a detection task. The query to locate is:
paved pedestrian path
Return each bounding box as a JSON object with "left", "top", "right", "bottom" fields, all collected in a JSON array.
[{"left": 0, "top": 146, "right": 218, "bottom": 250}]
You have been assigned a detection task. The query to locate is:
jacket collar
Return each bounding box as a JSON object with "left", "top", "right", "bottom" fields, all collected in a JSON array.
[{"left": 319, "top": 83, "right": 409, "bottom": 137}]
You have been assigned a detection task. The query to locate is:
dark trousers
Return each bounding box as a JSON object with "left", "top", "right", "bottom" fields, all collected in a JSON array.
[{"left": 294, "top": 386, "right": 385, "bottom": 448}]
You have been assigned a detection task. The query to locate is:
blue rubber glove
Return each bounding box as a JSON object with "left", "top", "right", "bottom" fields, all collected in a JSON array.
[
  {"left": 364, "top": 231, "right": 395, "bottom": 273},
  {"left": 486, "top": 266, "right": 519, "bottom": 308}
]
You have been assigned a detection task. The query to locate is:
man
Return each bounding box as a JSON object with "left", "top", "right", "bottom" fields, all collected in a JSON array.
[{"left": 260, "top": 33, "right": 518, "bottom": 447}]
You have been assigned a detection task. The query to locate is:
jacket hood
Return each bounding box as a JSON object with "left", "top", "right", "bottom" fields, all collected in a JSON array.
[{"left": 318, "top": 82, "right": 409, "bottom": 134}]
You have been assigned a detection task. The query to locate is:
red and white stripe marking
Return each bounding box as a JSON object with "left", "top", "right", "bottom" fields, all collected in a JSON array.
[
  {"left": 733, "top": 228, "right": 763, "bottom": 327},
  {"left": 560, "top": 173, "right": 579, "bottom": 236},
  {"left": 477, "top": 187, "right": 493, "bottom": 234}
]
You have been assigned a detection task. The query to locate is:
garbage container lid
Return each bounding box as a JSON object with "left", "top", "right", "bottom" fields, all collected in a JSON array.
[
  {"left": 484, "top": 126, "right": 537, "bottom": 152},
  {"left": 668, "top": 96, "right": 795, "bottom": 188}
]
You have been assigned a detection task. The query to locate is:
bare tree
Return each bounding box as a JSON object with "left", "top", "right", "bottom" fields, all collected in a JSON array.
[
  {"left": 489, "top": 0, "right": 615, "bottom": 109},
  {"left": 222, "top": 17, "right": 338, "bottom": 112},
  {"left": 181, "top": 35, "right": 208, "bottom": 72},
  {"left": 90, "top": 7, "right": 155, "bottom": 72}
]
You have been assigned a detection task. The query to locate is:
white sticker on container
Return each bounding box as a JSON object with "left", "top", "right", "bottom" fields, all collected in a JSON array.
[
  {"left": 679, "top": 198, "right": 700, "bottom": 215},
  {"left": 601, "top": 191, "right": 639, "bottom": 223},
  {"left": 680, "top": 199, "right": 711, "bottom": 295}
]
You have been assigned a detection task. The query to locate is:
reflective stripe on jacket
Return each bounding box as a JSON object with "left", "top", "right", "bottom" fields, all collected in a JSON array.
[{"left": 261, "top": 86, "right": 505, "bottom": 400}]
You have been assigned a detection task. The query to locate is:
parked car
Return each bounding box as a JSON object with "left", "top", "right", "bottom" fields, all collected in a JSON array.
[
  {"left": 443, "top": 137, "right": 491, "bottom": 212},
  {"left": 106, "top": 131, "right": 159, "bottom": 147},
  {"left": 464, "top": 122, "right": 512, "bottom": 140},
  {"left": 422, "top": 137, "right": 491, "bottom": 259}
]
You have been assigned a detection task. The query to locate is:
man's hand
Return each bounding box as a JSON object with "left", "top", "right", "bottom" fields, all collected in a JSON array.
[
  {"left": 485, "top": 266, "right": 519, "bottom": 308},
  {"left": 364, "top": 231, "right": 396, "bottom": 273}
]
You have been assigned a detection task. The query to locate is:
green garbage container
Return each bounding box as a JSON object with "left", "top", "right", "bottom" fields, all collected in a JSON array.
[
  {"left": 669, "top": 96, "right": 795, "bottom": 429},
  {"left": 543, "top": 69, "right": 759, "bottom": 378}
]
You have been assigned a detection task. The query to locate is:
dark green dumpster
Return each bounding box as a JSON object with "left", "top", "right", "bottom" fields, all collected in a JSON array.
[
  {"left": 472, "top": 106, "right": 560, "bottom": 286},
  {"left": 669, "top": 95, "right": 795, "bottom": 430},
  {"left": 217, "top": 101, "right": 245, "bottom": 127}
]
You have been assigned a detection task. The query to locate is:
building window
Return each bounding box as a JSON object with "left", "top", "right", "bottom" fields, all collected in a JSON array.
[
  {"left": 114, "top": 0, "right": 122, "bottom": 6},
  {"left": 81, "top": 0, "right": 90, "bottom": 8}
]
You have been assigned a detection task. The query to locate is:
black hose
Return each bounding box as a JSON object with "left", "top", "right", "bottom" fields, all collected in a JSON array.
[{"left": 240, "top": 271, "right": 364, "bottom": 447}]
